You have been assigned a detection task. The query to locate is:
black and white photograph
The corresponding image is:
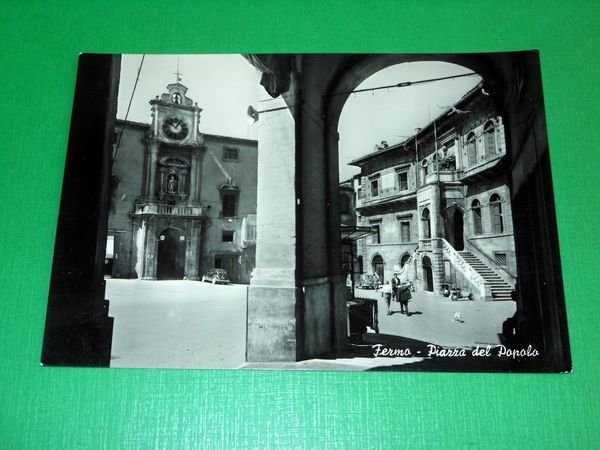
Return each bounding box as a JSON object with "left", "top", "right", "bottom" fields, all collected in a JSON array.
[{"left": 41, "top": 52, "right": 571, "bottom": 372}]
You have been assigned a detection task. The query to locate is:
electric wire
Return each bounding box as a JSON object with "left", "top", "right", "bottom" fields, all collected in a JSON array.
[{"left": 113, "top": 54, "right": 145, "bottom": 165}]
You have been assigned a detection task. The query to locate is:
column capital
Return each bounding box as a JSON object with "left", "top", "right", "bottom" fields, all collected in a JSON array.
[{"left": 145, "top": 136, "right": 162, "bottom": 148}]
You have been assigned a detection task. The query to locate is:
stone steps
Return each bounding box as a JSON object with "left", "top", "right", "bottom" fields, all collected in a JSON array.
[{"left": 459, "top": 251, "right": 512, "bottom": 301}]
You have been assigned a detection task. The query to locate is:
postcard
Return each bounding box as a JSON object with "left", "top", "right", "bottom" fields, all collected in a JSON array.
[{"left": 41, "top": 52, "right": 571, "bottom": 372}]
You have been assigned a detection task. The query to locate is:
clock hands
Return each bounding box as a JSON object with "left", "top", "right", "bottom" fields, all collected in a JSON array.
[{"left": 162, "top": 117, "right": 188, "bottom": 140}]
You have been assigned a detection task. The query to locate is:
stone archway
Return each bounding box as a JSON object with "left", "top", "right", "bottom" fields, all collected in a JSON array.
[
  {"left": 156, "top": 227, "right": 186, "bottom": 280},
  {"left": 245, "top": 53, "right": 571, "bottom": 371},
  {"left": 245, "top": 54, "right": 497, "bottom": 363}
]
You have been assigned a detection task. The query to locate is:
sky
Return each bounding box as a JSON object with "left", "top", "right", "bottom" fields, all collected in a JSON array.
[
  {"left": 117, "top": 55, "right": 481, "bottom": 181},
  {"left": 338, "top": 62, "right": 481, "bottom": 180},
  {"left": 117, "top": 54, "right": 261, "bottom": 140}
]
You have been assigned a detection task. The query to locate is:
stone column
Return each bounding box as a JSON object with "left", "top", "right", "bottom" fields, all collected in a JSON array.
[
  {"left": 148, "top": 139, "right": 160, "bottom": 200},
  {"left": 189, "top": 146, "right": 201, "bottom": 204},
  {"left": 246, "top": 94, "right": 298, "bottom": 362},
  {"left": 141, "top": 217, "right": 158, "bottom": 280},
  {"left": 430, "top": 184, "right": 444, "bottom": 293},
  {"left": 184, "top": 220, "right": 200, "bottom": 280}
]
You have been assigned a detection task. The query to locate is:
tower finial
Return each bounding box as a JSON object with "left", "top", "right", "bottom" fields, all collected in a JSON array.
[{"left": 174, "top": 58, "right": 183, "bottom": 83}]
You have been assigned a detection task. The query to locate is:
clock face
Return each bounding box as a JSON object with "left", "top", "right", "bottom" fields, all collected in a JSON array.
[{"left": 162, "top": 117, "right": 189, "bottom": 140}]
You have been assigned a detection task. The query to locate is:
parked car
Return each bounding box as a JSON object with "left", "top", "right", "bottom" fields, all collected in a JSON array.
[
  {"left": 358, "top": 274, "right": 379, "bottom": 290},
  {"left": 201, "top": 268, "right": 230, "bottom": 284}
]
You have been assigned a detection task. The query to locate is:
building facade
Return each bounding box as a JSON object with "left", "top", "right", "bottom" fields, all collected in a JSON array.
[
  {"left": 106, "top": 81, "right": 257, "bottom": 283},
  {"left": 350, "top": 84, "right": 517, "bottom": 301}
]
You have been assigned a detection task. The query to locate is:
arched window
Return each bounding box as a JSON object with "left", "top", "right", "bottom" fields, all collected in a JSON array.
[
  {"left": 489, "top": 194, "right": 504, "bottom": 234},
  {"left": 421, "top": 208, "right": 431, "bottom": 239},
  {"left": 400, "top": 253, "right": 410, "bottom": 268},
  {"left": 372, "top": 255, "right": 384, "bottom": 283},
  {"left": 471, "top": 199, "right": 483, "bottom": 235},
  {"left": 466, "top": 132, "right": 477, "bottom": 166},
  {"left": 484, "top": 121, "right": 496, "bottom": 156}
]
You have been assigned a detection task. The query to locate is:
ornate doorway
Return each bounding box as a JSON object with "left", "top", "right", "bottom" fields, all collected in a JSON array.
[{"left": 157, "top": 228, "right": 186, "bottom": 280}]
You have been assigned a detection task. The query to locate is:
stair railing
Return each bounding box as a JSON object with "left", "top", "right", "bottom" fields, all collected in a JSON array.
[
  {"left": 440, "top": 238, "right": 491, "bottom": 300},
  {"left": 397, "top": 245, "right": 419, "bottom": 278},
  {"left": 464, "top": 240, "right": 516, "bottom": 288}
]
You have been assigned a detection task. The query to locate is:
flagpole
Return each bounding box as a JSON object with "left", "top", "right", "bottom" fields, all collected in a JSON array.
[{"left": 414, "top": 129, "right": 420, "bottom": 189}]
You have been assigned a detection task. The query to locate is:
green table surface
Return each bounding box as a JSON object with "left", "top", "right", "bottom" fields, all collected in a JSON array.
[{"left": 1, "top": 1, "right": 599, "bottom": 448}]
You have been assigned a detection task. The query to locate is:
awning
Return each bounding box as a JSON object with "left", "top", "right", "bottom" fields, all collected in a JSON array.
[{"left": 341, "top": 224, "right": 377, "bottom": 241}]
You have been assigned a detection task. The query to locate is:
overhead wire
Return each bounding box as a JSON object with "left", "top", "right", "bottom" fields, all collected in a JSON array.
[{"left": 113, "top": 54, "right": 145, "bottom": 165}]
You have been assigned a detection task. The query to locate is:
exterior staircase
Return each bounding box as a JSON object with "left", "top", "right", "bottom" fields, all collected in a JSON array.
[{"left": 458, "top": 251, "right": 513, "bottom": 301}]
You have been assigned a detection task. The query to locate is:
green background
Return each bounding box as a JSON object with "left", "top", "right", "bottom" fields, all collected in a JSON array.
[{"left": 1, "top": 0, "right": 598, "bottom": 448}]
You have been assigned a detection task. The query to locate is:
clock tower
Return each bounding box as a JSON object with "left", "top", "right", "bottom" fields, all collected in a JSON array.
[{"left": 133, "top": 78, "right": 206, "bottom": 281}]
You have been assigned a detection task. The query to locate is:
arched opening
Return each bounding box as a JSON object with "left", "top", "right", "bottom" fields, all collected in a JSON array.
[
  {"left": 422, "top": 256, "right": 434, "bottom": 292},
  {"left": 490, "top": 193, "right": 504, "bottom": 234},
  {"left": 466, "top": 132, "right": 477, "bottom": 167},
  {"left": 421, "top": 208, "right": 431, "bottom": 239},
  {"left": 471, "top": 199, "right": 483, "bottom": 235},
  {"left": 157, "top": 228, "right": 186, "bottom": 280},
  {"left": 484, "top": 120, "right": 496, "bottom": 156},
  {"left": 372, "top": 254, "right": 384, "bottom": 283},
  {"left": 400, "top": 253, "right": 410, "bottom": 268},
  {"left": 245, "top": 53, "right": 568, "bottom": 369},
  {"left": 445, "top": 206, "right": 464, "bottom": 250}
]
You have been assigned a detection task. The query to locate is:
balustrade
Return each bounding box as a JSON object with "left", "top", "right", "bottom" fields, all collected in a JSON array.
[{"left": 134, "top": 202, "right": 202, "bottom": 217}]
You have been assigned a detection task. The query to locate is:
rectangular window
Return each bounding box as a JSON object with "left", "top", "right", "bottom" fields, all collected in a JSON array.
[
  {"left": 400, "top": 221, "right": 411, "bottom": 242},
  {"left": 222, "top": 193, "right": 237, "bottom": 217},
  {"left": 371, "top": 224, "right": 380, "bottom": 244},
  {"left": 495, "top": 253, "right": 508, "bottom": 266},
  {"left": 223, "top": 147, "right": 239, "bottom": 161},
  {"left": 398, "top": 172, "right": 408, "bottom": 191},
  {"left": 370, "top": 179, "right": 379, "bottom": 197},
  {"left": 222, "top": 230, "right": 234, "bottom": 242}
]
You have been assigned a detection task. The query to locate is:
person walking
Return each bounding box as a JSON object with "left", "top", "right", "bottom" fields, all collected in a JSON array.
[
  {"left": 399, "top": 283, "right": 411, "bottom": 315},
  {"left": 381, "top": 281, "right": 392, "bottom": 316},
  {"left": 391, "top": 272, "right": 401, "bottom": 303}
]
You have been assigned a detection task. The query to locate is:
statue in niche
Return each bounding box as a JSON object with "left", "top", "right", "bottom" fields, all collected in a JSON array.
[{"left": 167, "top": 174, "right": 178, "bottom": 194}]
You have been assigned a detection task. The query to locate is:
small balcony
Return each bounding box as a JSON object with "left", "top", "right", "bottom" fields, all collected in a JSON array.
[
  {"left": 133, "top": 202, "right": 203, "bottom": 217},
  {"left": 356, "top": 188, "right": 416, "bottom": 212},
  {"left": 422, "top": 170, "right": 460, "bottom": 185}
]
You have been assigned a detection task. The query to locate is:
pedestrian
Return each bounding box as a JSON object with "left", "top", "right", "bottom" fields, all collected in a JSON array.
[
  {"left": 391, "top": 272, "right": 401, "bottom": 303},
  {"left": 399, "top": 283, "right": 411, "bottom": 315},
  {"left": 381, "top": 281, "right": 392, "bottom": 316},
  {"left": 373, "top": 272, "right": 380, "bottom": 289}
]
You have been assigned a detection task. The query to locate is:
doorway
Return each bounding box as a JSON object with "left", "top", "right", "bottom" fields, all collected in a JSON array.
[
  {"left": 372, "top": 255, "right": 384, "bottom": 283},
  {"left": 422, "top": 256, "right": 434, "bottom": 292},
  {"left": 157, "top": 228, "right": 186, "bottom": 280},
  {"left": 215, "top": 255, "right": 239, "bottom": 283},
  {"left": 446, "top": 207, "right": 464, "bottom": 251}
]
